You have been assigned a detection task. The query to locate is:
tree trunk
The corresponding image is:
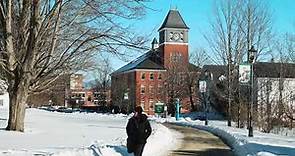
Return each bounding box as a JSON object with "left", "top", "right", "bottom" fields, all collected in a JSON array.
[
  {"left": 188, "top": 85, "right": 195, "bottom": 111},
  {"left": 6, "top": 82, "right": 29, "bottom": 132}
]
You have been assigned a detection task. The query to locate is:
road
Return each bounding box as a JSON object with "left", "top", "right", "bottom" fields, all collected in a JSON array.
[{"left": 164, "top": 123, "right": 235, "bottom": 156}]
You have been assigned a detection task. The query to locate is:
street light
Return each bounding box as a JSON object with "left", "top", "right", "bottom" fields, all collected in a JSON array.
[
  {"left": 204, "top": 71, "right": 211, "bottom": 125},
  {"left": 199, "top": 70, "right": 211, "bottom": 125},
  {"left": 248, "top": 45, "right": 257, "bottom": 137},
  {"left": 124, "top": 88, "right": 130, "bottom": 114}
]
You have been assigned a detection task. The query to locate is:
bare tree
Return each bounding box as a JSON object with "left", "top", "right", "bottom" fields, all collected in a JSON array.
[
  {"left": 0, "top": 0, "right": 150, "bottom": 131},
  {"left": 186, "top": 48, "right": 210, "bottom": 111},
  {"left": 164, "top": 63, "right": 188, "bottom": 116},
  {"left": 91, "top": 57, "right": 113, "bottom": 91},
  {"left": 286, "top": 32, "right": 295, "bottom": 63},
  {"left": 190, "top": 48, "right": 211, "bottom": 68},
  {"left": 206, "top": 0, "right": 273, "bottom": 126}
]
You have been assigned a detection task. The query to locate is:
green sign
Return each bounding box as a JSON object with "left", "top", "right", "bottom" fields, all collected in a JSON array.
[{"left": 154, "top": 103, "right": 164, "bottom": 113}]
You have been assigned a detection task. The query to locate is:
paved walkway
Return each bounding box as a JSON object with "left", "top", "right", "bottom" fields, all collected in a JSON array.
[{"left": 164, "top": 123, "right": 235, "bottom": 156}]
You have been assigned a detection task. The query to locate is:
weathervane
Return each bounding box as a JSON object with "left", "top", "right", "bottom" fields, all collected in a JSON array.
[{"left": 170, "top": 0, "right": 178, "bottom": 10}]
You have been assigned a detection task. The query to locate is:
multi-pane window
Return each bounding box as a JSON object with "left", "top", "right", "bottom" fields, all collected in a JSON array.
[
  {"left": 170, "top": 52, "right": 183, "bottom": 62},
  {"left": 141, "top": 99, "right": 145, "bottom": 110},
  {"left": 149, "top": 85, "right": 154, "bottom": 94},
  {"left": 150, "top": 73, "right": 154, "bottom": 80},
  {"left": 141, "top": 72, "right": 146, "bottom": 80},
  {"left": 158, "top": 84, "right": 163, "bottom": 95},
  {"left": 158, "top": 73, "right": 162, "bottom": 80},
  {"left": 149, "top": 98, "right": 154, "bottom": 110},
  {"left": 140, "top": 85, "right": 145, "bottom": 94}
]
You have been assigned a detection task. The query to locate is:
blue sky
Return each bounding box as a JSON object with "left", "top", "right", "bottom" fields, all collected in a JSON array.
[{"left": 109, "top": 0, "right": 295, "bottom": 71}]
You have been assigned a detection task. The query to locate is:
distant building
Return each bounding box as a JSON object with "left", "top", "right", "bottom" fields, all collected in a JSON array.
[
  {"left": 68, "top": 74, "right": 111, "bottom": 110},
  {"left": 254, "top": 62, "right": 295, "bottom": 124},
  {"left": 0, "top": 80, "right": 8, "bottom": 109},
  {"left": 27, "top": 74, "right": 71, "bottom": 107},
  {"left": 201, "top": 62, "right": 295, "bottom": 118},
  {"left": 2, "top": 74, "right": 112, "bottom": 110},
  {"left": 111, "top": 9, "right": 199, "bottom": 115}
]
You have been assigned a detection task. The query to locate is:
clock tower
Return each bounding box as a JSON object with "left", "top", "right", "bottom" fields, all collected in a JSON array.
[{"left": 158, "top": 9, "right": 189, "bottom": 69}]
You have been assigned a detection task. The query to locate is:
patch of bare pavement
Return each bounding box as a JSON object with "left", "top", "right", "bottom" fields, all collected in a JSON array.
[{"left": 164, "top": 123, "right": 235, "bottom": 156}]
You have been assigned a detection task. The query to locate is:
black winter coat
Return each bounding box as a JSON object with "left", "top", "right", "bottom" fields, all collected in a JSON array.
[{"left": 126, "top": 114, "right": 152, "bottom": 144}]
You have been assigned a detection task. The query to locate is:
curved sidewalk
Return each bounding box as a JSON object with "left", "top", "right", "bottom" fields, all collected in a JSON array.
[{"left": 164, "top": 123, "right": 235, "bottom": 156}]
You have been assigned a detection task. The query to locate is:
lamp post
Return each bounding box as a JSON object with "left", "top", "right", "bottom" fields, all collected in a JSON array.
[
  {"left": 204, "top": 71, "right": 211, "bottom": 125},
  {"left": 199, "top": 71, "right": 211, "bottom": 125},
  {"left": 199, "top": 79, "right": 206, "bottom": 125},
  {"left": 175, "top": 98, "right": 180, "bottom": 121},
  {"left": 248, "top": 45, "right": 257, "bottom": 137},
  {"left": 124, "top": 88, "right": 129, "bottom": 114}
]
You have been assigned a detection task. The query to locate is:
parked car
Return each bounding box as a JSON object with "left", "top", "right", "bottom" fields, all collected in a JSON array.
[
  {"left": 72, "top": 108, "right": 80, "bottom": 112},
  {"left": 56, "top": 107, "right": 73, "bottom": 113},
  {"left": 45, "top": 106, "right": 56, "bottom": 112},
  {"left": 194, "top": 115, "right": 206, "bottom": 121}
]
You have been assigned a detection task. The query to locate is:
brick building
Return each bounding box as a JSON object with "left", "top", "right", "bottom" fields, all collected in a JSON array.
[
  {"left": 68, "top": 74, "right": 111, "bottom": 110},
  {"left": 111, "top": 9, "right": 198, "bottom": 115},
  {"left": 27, "top": 74, "right": 71, "bottom": 107}
]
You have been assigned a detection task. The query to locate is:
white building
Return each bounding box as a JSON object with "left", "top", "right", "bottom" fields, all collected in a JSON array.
[
  {"left": 255, "top": 62, "right": 295, "bottom": 124},
  {"left": 0, "top": 80, "right": 8, "bottom": 109},
  {"left": 202, "top": 62, "right": 295, "bottom": 122},
  {"left": 0, "top": 92, "right": 9, "bottom": 109}
]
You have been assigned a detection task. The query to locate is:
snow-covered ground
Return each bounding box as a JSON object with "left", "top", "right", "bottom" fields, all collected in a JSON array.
[
  {"left": 0, "top": 108, "right": 181, "bottom": 156},
  {"left": 151, "top": 113, "right": 295, "bottom": 156},
  {"left": 2, "top": 107, "right": 294, "bottom": 156}
]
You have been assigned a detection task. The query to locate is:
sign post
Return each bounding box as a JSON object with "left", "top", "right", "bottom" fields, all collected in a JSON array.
[
  {"left": 155, "top": 102, "right": 164, "bottom": 114},
  {"left": 175, "top": 98, "right": 180, "bottom": 121},
  {"left": 199, "top": 80, "right": 208, "bottom": 125}
]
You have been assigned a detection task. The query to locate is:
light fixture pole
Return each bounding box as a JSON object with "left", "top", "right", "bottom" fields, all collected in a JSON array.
[
  {"left": 204, "top": 71, "right": 210, "bottom": 125},
  {"left": 248, "top": 45, "right": 257, "bottom": 137},
  {"left": 124, "top": 88, "right": 130, "bottom": 114},
  {"left": 199, "top": 75, "right": 207, "bottom": 125}
]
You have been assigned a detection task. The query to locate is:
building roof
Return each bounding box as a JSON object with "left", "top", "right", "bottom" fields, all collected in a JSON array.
[
  {"left": 151, "top": 38, "right": 158, "bottom": 44},
  {"left": 201, "top": 62, "right": 295, "bottom": 80},
  {"left": 111, "top": 49, "right": 165, "bottom": 75},
  {"left": 188, "top": 63, "right": 201, "bottom": 72},
  {"left": 254, "top": 62, "right": 295, "bottom": 78},
  {"left": 201, "top": 65, "right": 227, "bottom": 81},
  {"left": 158, "top": 9, "right": 189, "bottom": 30}
]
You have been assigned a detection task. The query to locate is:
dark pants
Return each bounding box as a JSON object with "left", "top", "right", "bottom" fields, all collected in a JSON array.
[{"left": 133, "top": 143, "right": 145, "bottom": 156}]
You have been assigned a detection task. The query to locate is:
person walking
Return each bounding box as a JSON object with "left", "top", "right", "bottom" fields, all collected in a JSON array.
[{"left": 126, "top": 106, "right": 152, "bottom": 156}]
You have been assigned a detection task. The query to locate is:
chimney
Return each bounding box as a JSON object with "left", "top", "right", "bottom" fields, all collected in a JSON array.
[{"left": 151, "top": 38, "right": 158, "bottom": 50}]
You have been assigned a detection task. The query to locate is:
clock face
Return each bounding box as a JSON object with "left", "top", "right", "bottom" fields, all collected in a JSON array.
[{"left": 172, "top": 32, "right": 180, "bottom": 41}]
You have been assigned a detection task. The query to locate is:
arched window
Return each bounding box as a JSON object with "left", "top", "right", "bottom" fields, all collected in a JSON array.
[
  {"left": 150, "top": 73, "right": 154, "bottom": 80},
  {"left": 140, "top": 85, "right": 145, "bottom": 94},
  {"left": 158, "top": 73, "right": 162, "bottom": 80},
  {"left": 141, "top": 72, "right": 146, "bottom": 80}
]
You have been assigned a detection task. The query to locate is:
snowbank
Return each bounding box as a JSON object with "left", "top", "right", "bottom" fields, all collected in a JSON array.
[{"left": 163, "top": 116, "right": 295, "bottom": 156}]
